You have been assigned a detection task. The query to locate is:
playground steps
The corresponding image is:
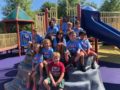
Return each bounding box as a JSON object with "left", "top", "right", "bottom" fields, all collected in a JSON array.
[
  {"left": 4, "top": 55, "right": 33, "bottom": 90},
  {"left": 4, "top": 55, "right": 105, "bottom": 90},
  {"left": 64, "top": 66, "right": 105, "bottom": 90}
]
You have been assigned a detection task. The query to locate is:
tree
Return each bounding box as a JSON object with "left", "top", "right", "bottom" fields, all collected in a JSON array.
[
  {"left": 57, "top": 0, "right": 97, "bottom": 18},
  {"left": 2, "top": 0, "right": 34, "bottom": 18},
  {"left": 58, "top": 0, "right": 85, "bottom": 17},
  {"left": 40, "top": 2, "right": 56, "bottom": 12},
  {"left": 100, "top": 0, "right": 120, "bottom": 11}
]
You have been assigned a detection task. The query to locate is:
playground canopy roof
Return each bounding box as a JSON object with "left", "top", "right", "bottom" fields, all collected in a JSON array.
[{"left": 3, "top": 6, "right": 34, "bottom": 23}]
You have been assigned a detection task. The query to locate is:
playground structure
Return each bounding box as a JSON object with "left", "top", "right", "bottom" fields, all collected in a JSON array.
[
  {"left": 0, "top": 6, "right": 34, "bottom": 56},
  {"left": 2, "top": 3, "right": 120, "bottom": 90},
  {"left": 1, "top": 3, "right": 120, "bottom": 56}
]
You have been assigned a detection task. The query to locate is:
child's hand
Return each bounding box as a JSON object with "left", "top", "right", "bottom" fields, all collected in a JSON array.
[{"left": 52, "top": 81, "right": 57, "bottom": 87}]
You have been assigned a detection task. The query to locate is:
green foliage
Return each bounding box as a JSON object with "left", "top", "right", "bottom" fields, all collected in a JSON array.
[
  {"left": 40, "top": 2, "right": 56, "bottom": 12},
  {"left": 58, "top": 0, "right": 83, "bottom": 18},
  {"left": 100, "top": 0, "right": 120, "bottom": 11},
  {"left": 2, "top": 0, "right": 35, "bottom": 18},
  {"left": 57, "top": 0, "right": 97, "bottom": 18}
]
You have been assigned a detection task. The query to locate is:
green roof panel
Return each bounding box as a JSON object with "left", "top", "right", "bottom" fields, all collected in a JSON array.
[{"left": 5, "top": 6, "right": 33, "bottom": 21}]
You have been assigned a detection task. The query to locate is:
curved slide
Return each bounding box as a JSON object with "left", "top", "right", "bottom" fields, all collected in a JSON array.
[{"left": 82, "top": 9, "right": 120, "bottom": 48}]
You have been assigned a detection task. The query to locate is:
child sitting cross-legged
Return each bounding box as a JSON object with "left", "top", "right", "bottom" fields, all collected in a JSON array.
[{"left": 43, "top": 52, "right": 65, "bottom": 90}]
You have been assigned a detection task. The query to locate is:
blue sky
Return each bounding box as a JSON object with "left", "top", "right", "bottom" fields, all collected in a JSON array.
[{"left": 0, "top": 0, "right": 103, "bottom": 20}]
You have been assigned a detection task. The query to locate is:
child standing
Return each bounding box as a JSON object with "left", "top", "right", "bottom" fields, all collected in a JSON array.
[{"left": 43, "top": 52, "right": 65, "bottom": 90}]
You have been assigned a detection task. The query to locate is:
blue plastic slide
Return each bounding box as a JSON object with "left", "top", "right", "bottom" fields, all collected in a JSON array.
[{"left": 81, "top": 6, "right": 120, "bottom": 48}]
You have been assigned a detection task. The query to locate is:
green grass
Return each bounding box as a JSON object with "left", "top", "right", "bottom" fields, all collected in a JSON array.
[{"left": 98, "top": 45, "right": 120, "bottom": 64}]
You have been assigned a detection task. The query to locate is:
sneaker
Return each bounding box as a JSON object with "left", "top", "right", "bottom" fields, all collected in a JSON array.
[
  {"left": 91, "top": 64, "right": 96, "bottom": 69},
  {"left": 80, "top": 65, "right": 86, "bottom": 72}
]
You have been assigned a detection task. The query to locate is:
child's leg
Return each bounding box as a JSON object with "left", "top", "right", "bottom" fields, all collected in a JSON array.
[
  {"left": 43, "top": 78, "right": 51, "bottom": 90},
  {"left": 65, "top": 52, "right": 70, "bottom": 62},
  {"left": 43, "top": 60, "right": 49, "bottom": 75},
  {"left": 88, "top": 50, "right": 98, "bottom": 69},
  {"left": 39, "top": 63, "right": 43, "bottom": 85},
  {"left": 79, "top": 51, "right": 85, "bottom": 66},
  {"left": 32, "top": 72, "right": 37, "bottom": 90},
  {"left": 74, "top": 52, "right": 80, "bottom": 62},
  {"left": 79, "top": 51, "right": 86, "bottom": 71}
]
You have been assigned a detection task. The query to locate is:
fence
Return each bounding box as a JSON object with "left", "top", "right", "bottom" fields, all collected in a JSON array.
[
  {"left": 100, "top": 12, "right": 120, "bottom": 30},
  {"left": 0, "top": 33, "right": 17, "bottom": 51},
  {"left": 35, "top": 12, "right": 46, "bottom": 36},
  {"left": 35, "top": 7, "right": 58, "bottom": 36}
]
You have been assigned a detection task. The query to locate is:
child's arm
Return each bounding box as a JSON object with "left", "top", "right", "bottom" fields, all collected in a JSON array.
[
  {"left": 56, "top": 72, "right": 64, "bottom": 84},
  {"left": 49, "top": 72, "right": 57, "bottom": 87}
]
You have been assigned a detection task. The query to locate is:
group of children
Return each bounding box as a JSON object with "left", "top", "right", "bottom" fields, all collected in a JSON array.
[{"left": 26, "top": 18, "right": 98, "bottom": 90}]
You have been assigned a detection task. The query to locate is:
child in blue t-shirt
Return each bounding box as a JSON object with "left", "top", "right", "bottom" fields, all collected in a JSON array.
[
  {"left": 32, "top": 30, "right": 43, "bottom": 44},
  {"left": 53, "top": 31, "right": 67, "bottom": 62},
  {"left": 53, "top": 31, "right": 66, "bottom": 50},
  {"left": 65, "top": 31, "right": 81, "bottom": 66},
  {"left": 30, "top": 44, "right": 43, "bottom": 89},
  {"left": 26, "top": 41, "right": 34, "bottom": 56},
  {"left": 78, "top": 31, "right": 97, "bottom": 70},
  {"left": 73, "top": 20, "right": 84, "bottom": 37},
  {"left": 41, "top": 39, "right": 54, "bottom": 74},
  {"left": 46, "top": 20, "right": 59, "bottom": 41},
  {"left": 62, "top": 17, "right": 68, "bottom": 36}
]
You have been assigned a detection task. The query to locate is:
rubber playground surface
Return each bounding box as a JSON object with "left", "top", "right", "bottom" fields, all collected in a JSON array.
[{"left": 0, "top": 47, "right": 120, "bottom": 90}]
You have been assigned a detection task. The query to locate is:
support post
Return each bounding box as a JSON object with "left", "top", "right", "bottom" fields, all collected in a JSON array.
[
  {"left": 4, "top": 23, "right": 7, "bottom": 33},
  {"left": 45, "top": 8, "right": 49, "bottom": 32},
  {"left": 95, "top": 38, "right": 98, "bottom": 53},
  {"left": 31, "top": 23, "right": 34, "bottom": 41},
  {"left": 16, "top": 21, "right": 21, "bottom": 56},
  {"left": 77, "top": 4, "right": 81, "bottom": 21},
  {"left": 60, "top": 17, "right": 63, "bottom": 30}
]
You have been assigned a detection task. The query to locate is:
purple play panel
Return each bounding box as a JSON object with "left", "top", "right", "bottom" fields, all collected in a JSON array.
[
  {"left": 100, "top": 67, "right": 120, "bottom": 84},
  {"left": 0, "top": 56, "right": 24, "bottom": 69}
]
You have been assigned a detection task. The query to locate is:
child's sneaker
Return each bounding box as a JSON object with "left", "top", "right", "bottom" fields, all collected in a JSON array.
[
  {"left": 80, "top": 65, "right": 86, "bottom": 72},
  {"left": 91, "top": 62, "right": 96, "bottom": 69}
]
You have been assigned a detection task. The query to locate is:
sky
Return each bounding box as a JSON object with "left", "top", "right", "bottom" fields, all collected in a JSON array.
[{"left": 0, "top": 0, "right": 103, "bottom": 20}]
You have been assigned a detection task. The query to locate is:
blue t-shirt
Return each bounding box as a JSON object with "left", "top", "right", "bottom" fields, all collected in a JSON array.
[
  {"left": 55, "top": 23, "right": 60, "bottom": 30},
  {"left": 67, "top": 40, "right": 81, "bottom": 53},
  {"left": 41, "top": 47, "right": 54, "bottom": 60},
  {"left": 34, "top": 34, "right": 43, "bottom": 44},
  {"left": 32, "top": 53, "right": 43, "bottom": 64},
  {"left": 47, "top": 26, "right": 59, "bottom": 36},
  {"left": 78, "top": 39, "right": 92, "bottom": 51},
  {"left": 62, "top": 22, "right": 68, "bottom": 35},
  {"left": 73, "top": 27, "right": 83, "bottom": 37},
  {"left": 53, "top": 38, "right": 66, "bottom": 50}
]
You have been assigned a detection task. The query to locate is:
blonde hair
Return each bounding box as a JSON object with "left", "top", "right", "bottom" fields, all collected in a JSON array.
[
  {"left": 42, "top": 39, "right": 51, "bottom": 46},
  {"left": 67, "top": 22, "right": 73, "bottom": 26},
  {"left": 34, "top": 44, "right": 41, "bottom": 53},
  {"left": 53, "top": 52, "right": 61, "bottom": 58}
]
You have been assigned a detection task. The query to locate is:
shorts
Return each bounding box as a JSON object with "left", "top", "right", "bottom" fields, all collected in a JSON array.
[{"left": 46, "top": 77, "right": 65, "bottom": 89}]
